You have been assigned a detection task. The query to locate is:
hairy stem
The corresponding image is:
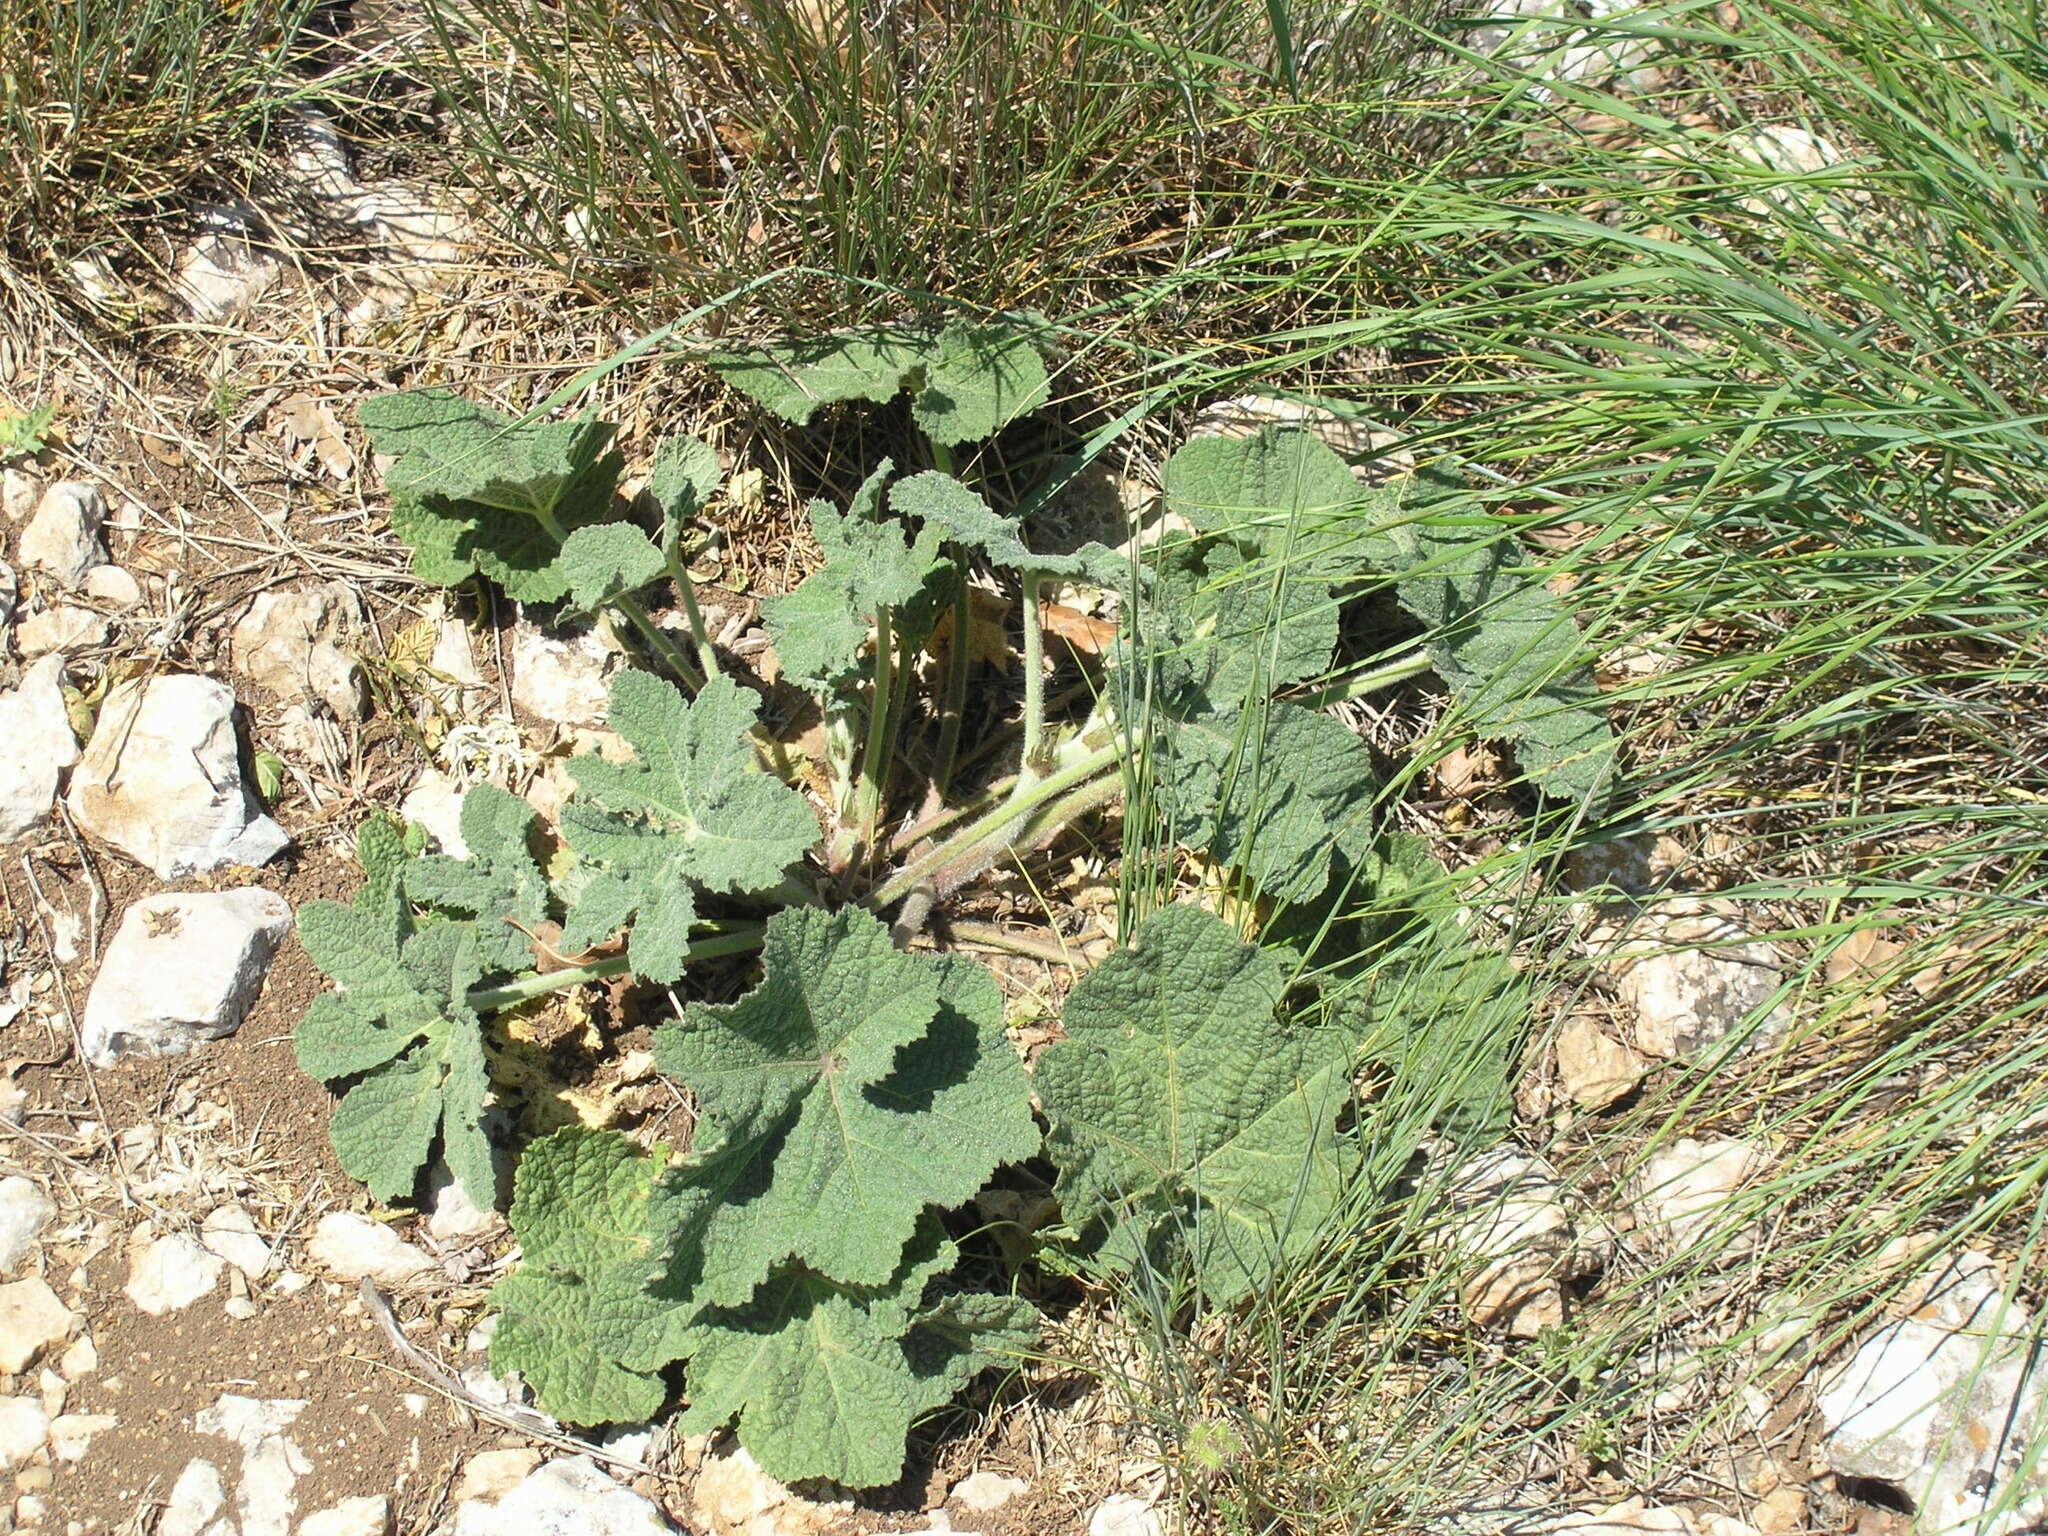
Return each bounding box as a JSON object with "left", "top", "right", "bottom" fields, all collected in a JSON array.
[
  {"left": 932, "top": 570, "right": 972, "bottom": 796},
  {"left": 1018, "top": 571, "right": 1048, "bottom": 776},
  {"left": 855, "top": 605, "right": 898, "bottom": 858},
  {"left": 868, "top": 738, "right": 1121, "bottom": 910},
  {"left": 532, "top": 504, "right": 703, "bottom": 692},
  {"left": 466, "top": 926, "right": 765, "bottom": 1012}
]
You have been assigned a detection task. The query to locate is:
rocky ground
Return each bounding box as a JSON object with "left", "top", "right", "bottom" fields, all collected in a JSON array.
[{"left": 1, "top": 15, "right": 2044, "bottom": 1536}]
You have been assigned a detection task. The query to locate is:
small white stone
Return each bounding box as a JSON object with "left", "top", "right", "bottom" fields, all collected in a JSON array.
[
  {"left": 194, "top": 1394, "right": 310, "bottom": 1536},
  {"left": 0, "top": 1397, "right": 48, "bottom": 1471},
  {"left": 19, "top": 482, "right": 108, "bottom": 588},
  {"left": 171, "top": 218, "right": 280, "bottom": 322},
  {"left": 15, "top": 1490, "right": 50, "bottom": 1525},
  {"left": 160, "top": 1457, "right": 228, "bottom": 1536},
  {"left": 1, "top": 468, "right": 43, "bottom": 523},
  {"left": 400, "top": 770, "right": 469, "bottom": 858},
  {"left": 1088, "top": 1493, "right": 1164, "bottom": 1536},
  {"left": 82, "top": 888, "right": 293, "bottom": 1065},
  {"left": 450, "top": 1456, "right": 673, "bottom": 1536},
  {"left": 0, "top": 1178, "right": 53, "bottom": 1274},
  {"left": 952, "top": 1471, "right": 1029, "bottom": 1513},
  {"left": 511, "top": 617, "right": 616, "bottom": 727},
  {"left": 200, "top": 1204, "right": 273, "bottom": 1281},
  {"left": 0, "top": 1277, "right": 74, "bottom": 1373},
  {"left": 46, "top": 1411, "right": 114, "bottom": 1461},
  {"left": 0, "top": 559, "right": 16, "bottom": 632},
  {"left": 57, "top": 1335, "right": 96, "bottom": 1379},
  {"left": 125, "top": 1232, "right": 224, "bottom": 1314},
  {"left": 1431, "top": 1148, "right": 1600, "bottom": 1336},
  {"left": 230, "top": 583, "right": 365, "bottom": 721},
  {"left": 0, "top": 656, "right": 80, "bottom": 844},
  {"left": 15, "top": 604, "right": 109, "bottom": 657},
  {"left": 0, "top": 1078, "right": 25, "bottom": 1127},
  {"left": 81, "top": 564, "right": 142, "bottom": 609},
  {"left": 67, "top": 674, "right": 289, "bottom": 879},
  {"left": 1553, "top": 1015, "right": 1649, "bottom": 1111},
  {"left": 1634, "top": 1137, "right": 1772, "bottom": 1256},
  {"left": 425, "top": 1166, "right": 500, "bottom": 1243},
  {"left": 306, "top": 1212, "right": 436, "bottom": 1286},
  {"left": 296, "top": 1494, "right": 390, "bottom": 1536},
  {"left": 1610, "top": 902, "right": 1790, "bottom": 1061},
  {"left": 451, "top": 1447, "right": 542, "bottom": 1504}
]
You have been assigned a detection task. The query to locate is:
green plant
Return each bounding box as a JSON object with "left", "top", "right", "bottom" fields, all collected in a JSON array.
[
  {"left": 0, "top": 401, "right": 54, "bottom": 461},
  {"left": 297, "top": 323, "right": 1612, "bottom": 1487}
]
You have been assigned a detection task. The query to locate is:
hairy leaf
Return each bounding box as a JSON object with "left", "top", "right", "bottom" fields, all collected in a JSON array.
[
  {"left": 489, "top": 1128, "right": 696, "bottom": 1424},
  {"left": 891, "top": 471, "right": 1127, "bottom": 585},
  {"left": 559, "top": 523, "right": 667, "bottom": 614},
  {"left": 650, "top": 434, "right": 722, "bottom": 523},
  {"left": 360, "top": 389, "right": 622, "bottom": 602},
  {"left": 707, "top": 329, "right": 930, "bottom": 425},
  {"left": 1137, "top": 541, "right": 1338, "bottom": 713},
  {"left": 656, "top": 913, "right": 1037, "bottom": 1305},
  {"left": 404, "top": 783, "right": 551, "bottom": 973},
  {"left": 1158, "top": 699, "right": 1377, "bottom": 904},
  {"left": 1392, "top": 514, "right": 1614, "bottom": 803},
  {"left": 562, "top": 671, "right": 818, "bottom": 983},
  {"left": 1162, "top": 427, "right": 1400, "bottom": 574},
  {"left": 315, "top": 920, "right": 497, "bottom": 1204},
  {"left": 762, "top": 465, "right": 945, "bottom": 691},
  {"left": 676, "top": 1222, "right": 1035, "bottom": 1487},
  {"left": 1037, "top": 903, "right": 1362, "bottom": 1304},
  {"left": 910, "top": 321, "right": 1051, "bottom": 447}
]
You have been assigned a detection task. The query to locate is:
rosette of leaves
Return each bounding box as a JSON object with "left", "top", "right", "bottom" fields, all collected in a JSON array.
[
  {"left": 488, "top": 905, "right": 1041, "bottom": 1487},
  {"left": 359, "top": 390, "right": 625, "bottom": 602}
]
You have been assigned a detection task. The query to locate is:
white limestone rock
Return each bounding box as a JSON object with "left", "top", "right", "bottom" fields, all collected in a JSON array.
[
  {"left": 161, "top": 1458, "right": 228, "bottom": 1536},
  {"left": 0, "top": 1276, "right": 74, "bottom": 1373},
  {"left": 230, "top": 582, "right": 366, "bottom": 721},
  {"left": 1608, "top": 901, "right": 1791, "bottom": 1061},
  {"left": 1, "top": 468, "right": 42, "bottom": 523},
  {"left": 171, "top": 208, "right": 281, "bottom": 321},
  {"left": 1632, "top": 1137, "right": 1772, "bottom": 1258},
  {"left": 68, "top": 674, "right": 289, "bottom": 878},
  {"left": 82, "top": 563, "right": 142, "bottom": 609},
  {"left": 450, "top": 1455, "right": 674, "bottom": 1536},
  {"left": 0, "top": 1396, "right": 48, "bottom": 1471},
  {"left": 1090, "top": 1493, "right": 1165, "bottom": 1536},
  {"left": 1430, "top": 1147, "right": 1607, "bottom": 1336},
  {"left": 0, "top": 559, "right": 15, "bottom": 633},
  {"left": 511, "top": 617, "right": 616, "bottom": 728},
  {"left": 306, "top": 1212, "right": 436, "bottom": 1286},
  {"left": 81, "top": 888, "right": 292, "bottom": 1065},
  {"left": 19, "top": 481, "right": 108, "bottom": 588},
  {"left": 1819, "top": 1251, "right": 2048, "bottom": 1535},
  {"left": 1553, "top": 1015, "right": 1650, "bottom": 1111},
  {"left": 125, "top": 1232, "right": 225, "bottom": 1315},
  {"left": 15, "top": 603, "right": 109, "bottom": 657},
  {"left": 298, "top": 1494, "right": 390, "bottom": 1536},
  {"left": 0, "top": 1177, "right": 54, "bottom": 1275},
  {"left": 0, "top": 655, "right": 78, "bottom": 843},
  {"left": 201, "top": 1203, "right": 273, "bottom": 1281},
  {"left": 400, "top": 769, "right": 469, "bottom": 857}
]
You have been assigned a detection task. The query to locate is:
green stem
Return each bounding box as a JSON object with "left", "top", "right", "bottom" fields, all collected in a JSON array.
[
  {"left": 868, "top": 739, "right": 1121, "bottom": 909},
  {"left": 465, "top": 926, "right": 764, "bottom": 1012},
  {"left": 1018, "top": 571, "right": 1047, "bottom": 776},
  {"left": 1291, "top": 648, "right": 1435, "bottom": 710},
  {"left": 932, "top": 570, "right": 972, "bottom": 796},
  {"left": 670, "top": 556, "right": 722, "bottom": 683},
  {"left": 855, "top": 605, "right": 898, "bottom": 855},
  {"left": 531, "top": 504, "right": 703, "bottom": 692}
]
